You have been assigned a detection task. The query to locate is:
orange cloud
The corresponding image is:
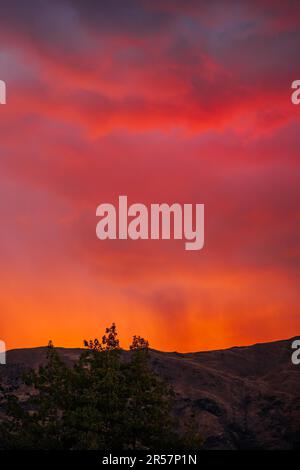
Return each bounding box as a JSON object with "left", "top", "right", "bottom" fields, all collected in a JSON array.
[{"left": 0, "top": 0, "right": 300, "bottom": 351}]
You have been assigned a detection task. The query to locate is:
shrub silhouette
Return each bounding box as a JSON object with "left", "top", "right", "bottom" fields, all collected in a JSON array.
[{"left": 0, "top": 324, "right": 201, "bottom": 450}]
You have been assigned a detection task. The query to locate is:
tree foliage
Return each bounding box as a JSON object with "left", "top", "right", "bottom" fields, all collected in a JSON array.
[{"left": 0, "top": 324, "right": 201, "bottom": 450}]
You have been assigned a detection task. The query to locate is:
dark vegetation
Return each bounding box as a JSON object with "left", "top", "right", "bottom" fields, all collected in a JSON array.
[{"left": 0, "top": 324, "right": 201, "bottom": 450}]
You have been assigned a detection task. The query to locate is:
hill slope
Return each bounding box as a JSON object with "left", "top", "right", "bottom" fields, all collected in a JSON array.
[{"left": 1, "top": 337, "right": 300, "bottom": 449}]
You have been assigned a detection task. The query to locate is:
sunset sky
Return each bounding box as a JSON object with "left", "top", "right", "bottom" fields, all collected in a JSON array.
[{"left": 0, "top": 0, "right": 299, "bottom": 352}]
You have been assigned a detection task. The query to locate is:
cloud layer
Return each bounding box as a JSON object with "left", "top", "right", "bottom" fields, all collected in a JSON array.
[{"left": 0, "top": 0, "right": 299, "bottom": 351}]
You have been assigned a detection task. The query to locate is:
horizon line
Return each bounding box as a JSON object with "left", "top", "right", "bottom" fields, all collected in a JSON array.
[{"left": 5, "top": 335, "right": 300, "bottom": 356}]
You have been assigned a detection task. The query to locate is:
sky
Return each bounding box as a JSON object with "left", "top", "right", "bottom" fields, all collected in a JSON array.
[{"left": 0, "top": 0, "right": 299, "bottom": 352}]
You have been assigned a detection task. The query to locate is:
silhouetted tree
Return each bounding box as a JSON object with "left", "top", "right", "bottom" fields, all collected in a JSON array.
[
  {"left": 0, "top": 343, "right": 72, "bottom": 449},
  {"left": 0, "top": 324, "right": 201, "bottom": 450},
  {"left": 125, "top": 335, "right": 176, "bottom": 449}
]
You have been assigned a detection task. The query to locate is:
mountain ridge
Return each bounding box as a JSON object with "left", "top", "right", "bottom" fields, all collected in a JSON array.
[
  {"left": 6, "top": 334, "right": 300, "bottom": 355},
  {"left": 1, "top": 336, "right": 300, "bottom": 449}
]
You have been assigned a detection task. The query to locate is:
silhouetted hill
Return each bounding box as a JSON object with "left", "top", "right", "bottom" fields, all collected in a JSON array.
[{"left": 1, "top": 337, "right": 300, "bottom": 449}]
